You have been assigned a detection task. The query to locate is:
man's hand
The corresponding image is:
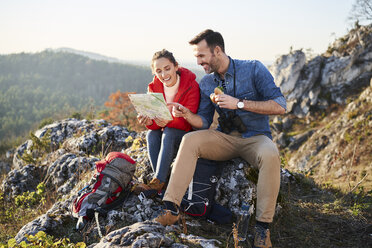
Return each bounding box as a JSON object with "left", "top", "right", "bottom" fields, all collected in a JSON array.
[
  {"left": 167, "top": 102, "right": 204, "bottom": 129},
  {"left": 167, "top": 102, "right": 191, "bottom": 119},
  {"left": 137, "top": 114, "right": 153, "bottom": 126},
  {"left": 215, "top": 94, "right": 239, "bottom": 110}
]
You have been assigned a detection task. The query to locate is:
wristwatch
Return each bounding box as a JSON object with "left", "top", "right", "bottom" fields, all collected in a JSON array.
[{"left": 237, "top": 99, "right": 244, "bottom": 109}]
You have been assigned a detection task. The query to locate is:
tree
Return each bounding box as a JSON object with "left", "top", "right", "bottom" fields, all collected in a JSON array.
[
  {"left": 348, "top": 0, "right": 372, "bottom": 23},
  {"left": 101, "top": 90, "right": 144, "bottom": 131}
]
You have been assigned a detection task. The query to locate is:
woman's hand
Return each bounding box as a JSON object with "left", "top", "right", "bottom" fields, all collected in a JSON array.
[
  {"left": 153, "top": 117, "right": 170, "bottom": 127},
  {"left": 137, "top": 114, "right": 153, "bottom": 126}
]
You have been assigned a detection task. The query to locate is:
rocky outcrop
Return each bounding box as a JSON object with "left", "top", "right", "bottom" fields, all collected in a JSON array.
[
  {"left": 287, "top": 82, "right": 372, "bottom": 189},
  {"left": 4, "top": 119, "right": 132, "bottom": 198},
  {"left": 3, "top": 117, "right": 294, "bottom": 246},
  {"left": 12, "top": 119, "right": 133, "bottom": 170},
  {"left": 270, "top": 24, "right": 372, "bottom": 118}
]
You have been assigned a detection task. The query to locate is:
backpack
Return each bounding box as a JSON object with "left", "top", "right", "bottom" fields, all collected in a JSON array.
[
  {"left": 180, "top": 158, "right": 223, "bottom": 218},
  {"left": 71, "top": 152, "right": 135, "bottom": 228}
]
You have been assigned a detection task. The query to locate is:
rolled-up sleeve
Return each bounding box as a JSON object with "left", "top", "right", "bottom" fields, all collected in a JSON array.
[
  {"left": 273, "top": 96, "right": 287, "bottom": 111},
  {"left": 196, "top": 80, "right": 216, "bottom": 129}
]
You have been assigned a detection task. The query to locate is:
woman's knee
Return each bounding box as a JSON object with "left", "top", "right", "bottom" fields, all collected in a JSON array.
[
  {"left": 147, "top": 129, "right": 160, "bottom": 139},
  {"left": 162, "top": 128, "right": 186, "bottom": 144},
  {"left": 146, "top": 129, "right": 162, "bottom": 146}
]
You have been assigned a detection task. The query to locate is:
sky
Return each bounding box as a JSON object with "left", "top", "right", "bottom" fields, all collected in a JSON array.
[{"left": 0, "top": 0, "right": 359, "bottom": 66}]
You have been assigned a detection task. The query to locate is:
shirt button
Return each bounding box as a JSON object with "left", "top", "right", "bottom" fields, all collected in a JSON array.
[{"left": 226, "top": 81, "right": 229, "bottom": 84}]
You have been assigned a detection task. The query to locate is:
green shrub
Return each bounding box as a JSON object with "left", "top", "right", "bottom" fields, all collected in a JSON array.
[
  {"left": 20, "top": 131, "right": 52, "bottom": 165},
  {"left": 70, "top": 112, "right": 82, "bottom": 120},
  {"left": 2, "top": 231, "right": 86, "bottom": 248},
  {"left": 343, "top": 131, "right": 353, "bottom": 143},
  {"left": 38, "top": 118, "right": 54, "bottom": 129},
  {"left": 14, "top": 183, "right": 46, "bottom": 208}
]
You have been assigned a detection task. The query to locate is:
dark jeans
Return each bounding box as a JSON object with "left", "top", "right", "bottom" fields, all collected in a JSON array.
[{"left": 146, "top": 127, "right": 187, "bottom": 183}]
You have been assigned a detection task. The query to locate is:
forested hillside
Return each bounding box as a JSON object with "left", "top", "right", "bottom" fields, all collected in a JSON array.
[{"left": 0, "top": 51, "right": 152, "bottom": 152}]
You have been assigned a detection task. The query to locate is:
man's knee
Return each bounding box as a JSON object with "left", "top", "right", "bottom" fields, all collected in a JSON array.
[
  {"left": 179, "top": 131, "right": 210, "bottom": 152},
  {"left": 180, "top": 131, "right": 199, "bottom": 147},
  {"left": 256, "top": 142, "right": 280, "bottom": 168}
]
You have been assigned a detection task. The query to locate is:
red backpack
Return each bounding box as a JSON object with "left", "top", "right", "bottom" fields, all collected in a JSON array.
[{"left": 71, "top": 152, "right": 135, "bottom": 229}]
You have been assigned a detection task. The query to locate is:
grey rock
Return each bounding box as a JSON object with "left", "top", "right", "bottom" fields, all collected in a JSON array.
[
  {"left": 52, "top": 155, "right": 97, "bottom": 196},
  {"left": 6, "top": 149, "right": 15, "bottom": 159},
  {"left": 15, "top": 214, "right": 62, "bottom": 243},
  {"left": 269, "top": 50, "right": 307, "bottom": 95},
  {"left": 92, "top": 221, "right": 169, "bottom": 247},
  {"left": 13, "top": 140, "right": 33, "bottom": 170},
  {"left": 2, "top": 164, "right": 41, "bottom": 197},
  {"left": 179, "top": 233, "right": 222, "bottom": 248},
  {"left": 288, "top": 130, "right": 315, "bottom": 151},
  {"left": 275, "top": 132, "right": 287, "bottom": 148},
  {"left": 282, "top": 116, "right": 293, "bottom": 130},
  {"left": 0, "top": 161, "right": 11, "bottom": 174},
  {"left": 269, "top": 24, "right": 371, "bottom": 117}
]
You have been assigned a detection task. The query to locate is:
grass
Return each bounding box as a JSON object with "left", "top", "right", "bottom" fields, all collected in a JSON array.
[
  {"left": 0, "top": 186, "right": 56, "bottom": 243},
  {"left": 271, "top": 175, "right": 371, "bottom": 248}
]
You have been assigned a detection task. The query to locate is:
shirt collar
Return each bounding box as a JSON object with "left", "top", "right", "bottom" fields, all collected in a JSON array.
[{"left": 213, "top": 56, "right": 234, "bottom": 83}]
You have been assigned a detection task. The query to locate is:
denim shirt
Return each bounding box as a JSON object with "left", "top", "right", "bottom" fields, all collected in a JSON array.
[{"left": 197, "top": 57, "right": 286, "bottom": 139}]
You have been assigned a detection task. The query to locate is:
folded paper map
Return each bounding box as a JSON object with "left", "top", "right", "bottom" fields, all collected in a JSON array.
[{"left": 128, "top": 93, "right": 173, "bottom": 120}]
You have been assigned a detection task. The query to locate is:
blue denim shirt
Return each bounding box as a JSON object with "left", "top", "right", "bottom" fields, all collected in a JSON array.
[{"left": 197, "top": 57, "right": 286, "bottom": 139}]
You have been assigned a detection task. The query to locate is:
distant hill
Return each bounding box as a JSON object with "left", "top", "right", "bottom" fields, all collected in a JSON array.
[
  {"left": 50, "top": 47, "right": 133, "bottom": 64},
  {"left": 0, "top": 50, "right": 153, "bottom": 149},
  {"left": 50, "top": 47, "right": 206, "bottom": 80}
]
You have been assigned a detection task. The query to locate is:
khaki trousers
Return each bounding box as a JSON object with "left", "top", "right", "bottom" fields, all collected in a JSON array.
[{"left": 163, "top": 129, "right": 281, "bottom": 223}]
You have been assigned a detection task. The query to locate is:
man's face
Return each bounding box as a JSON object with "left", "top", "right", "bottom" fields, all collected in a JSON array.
[{"left": 192, "top": 40, "right": 219, "bottom": 74}]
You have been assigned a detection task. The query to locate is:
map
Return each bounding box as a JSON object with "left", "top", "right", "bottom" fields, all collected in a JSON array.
[{"left": 128, "top": 93, "right": 173, "bottom": 120}]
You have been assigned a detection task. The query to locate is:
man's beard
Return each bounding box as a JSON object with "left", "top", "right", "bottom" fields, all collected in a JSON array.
[{"left": 202, "top": 54, "right": 219, "bottom": 74}]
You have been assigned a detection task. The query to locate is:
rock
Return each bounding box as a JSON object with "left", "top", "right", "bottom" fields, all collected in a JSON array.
[
  {"left": 12, "top": 140, "right": 33, "bottom": 170},
  {"left": 179, "top": 233, "right": 222, "bottom": 248},
  {"left": 285, "top": 56, "right": 324, "bottom": 115},
  {"left": 6, "top": 149, "right": 15, "bottom": 159},
  {"left": 12, "top": 119, "right": 131, "bottom": 172},
  {"left": 44, "top": 153, "right": 98, "bottom": 196},
  {"left": 269, "top": 50, "right": 307, "bottom": 95},
  {"left": 282, "top": 116, "right": 293, "bottom": 130},
  {"left": 1, "top": 164, "right": 41, "bottom": 197},
  {"left": 275, "top": 132, "right": 287, "bottom": 148},
  {"left": 15, "top": 214, "right": 62, "bottom": 243},
  {"left": 269, "top": 24, "right": 372, "bottom": 117},
  {"left": 92, "top": 221, "right": 169, "bottom": 247},
  {"left": 0, "top": 161, "right": 11, "bottom": 174},
  {"left": 288, "top": 130, "right": 314, "bottom": 151}
]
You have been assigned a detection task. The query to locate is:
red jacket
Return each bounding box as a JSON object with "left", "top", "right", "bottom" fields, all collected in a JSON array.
[{"left": 146, "top": 67, "right": 200, "bottom": 132}]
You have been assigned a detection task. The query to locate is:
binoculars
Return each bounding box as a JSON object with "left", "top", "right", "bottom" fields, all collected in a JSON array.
[{"left": 218, "top": 111, "right": 247, "bottom": 134}]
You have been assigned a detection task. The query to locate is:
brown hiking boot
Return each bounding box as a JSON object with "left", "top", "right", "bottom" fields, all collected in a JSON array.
[
  {"left": 154, "top": 209, "right": 179, "bottom": 226},
  {"left": 133, "top": 178, "right": 165, "bottom": 194},
  {"left": 253, "top": 225, "right": 272, "bottom": 248}
]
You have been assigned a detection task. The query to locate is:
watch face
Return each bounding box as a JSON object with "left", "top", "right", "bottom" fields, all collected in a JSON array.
[{"left": 238, "top": 101, "right": 244, "bottom": 109}]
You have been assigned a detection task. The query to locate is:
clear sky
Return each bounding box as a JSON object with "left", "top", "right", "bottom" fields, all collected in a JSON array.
[{"left": 0, "top": 0, "right": 358, "bottom": 65}]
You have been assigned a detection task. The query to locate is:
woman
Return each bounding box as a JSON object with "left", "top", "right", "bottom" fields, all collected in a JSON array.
[{"left": 134, "top": 49, "right": 200, "bottom": 194}]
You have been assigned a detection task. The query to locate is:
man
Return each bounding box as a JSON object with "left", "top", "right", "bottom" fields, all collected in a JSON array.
[{"left": 154, "top": 29, "right": 286, "bottom": 248}]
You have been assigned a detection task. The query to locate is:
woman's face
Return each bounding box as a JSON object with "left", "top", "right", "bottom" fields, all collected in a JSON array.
[{"left": 153, "top": 57, "right": 179, "bottom": 87}]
